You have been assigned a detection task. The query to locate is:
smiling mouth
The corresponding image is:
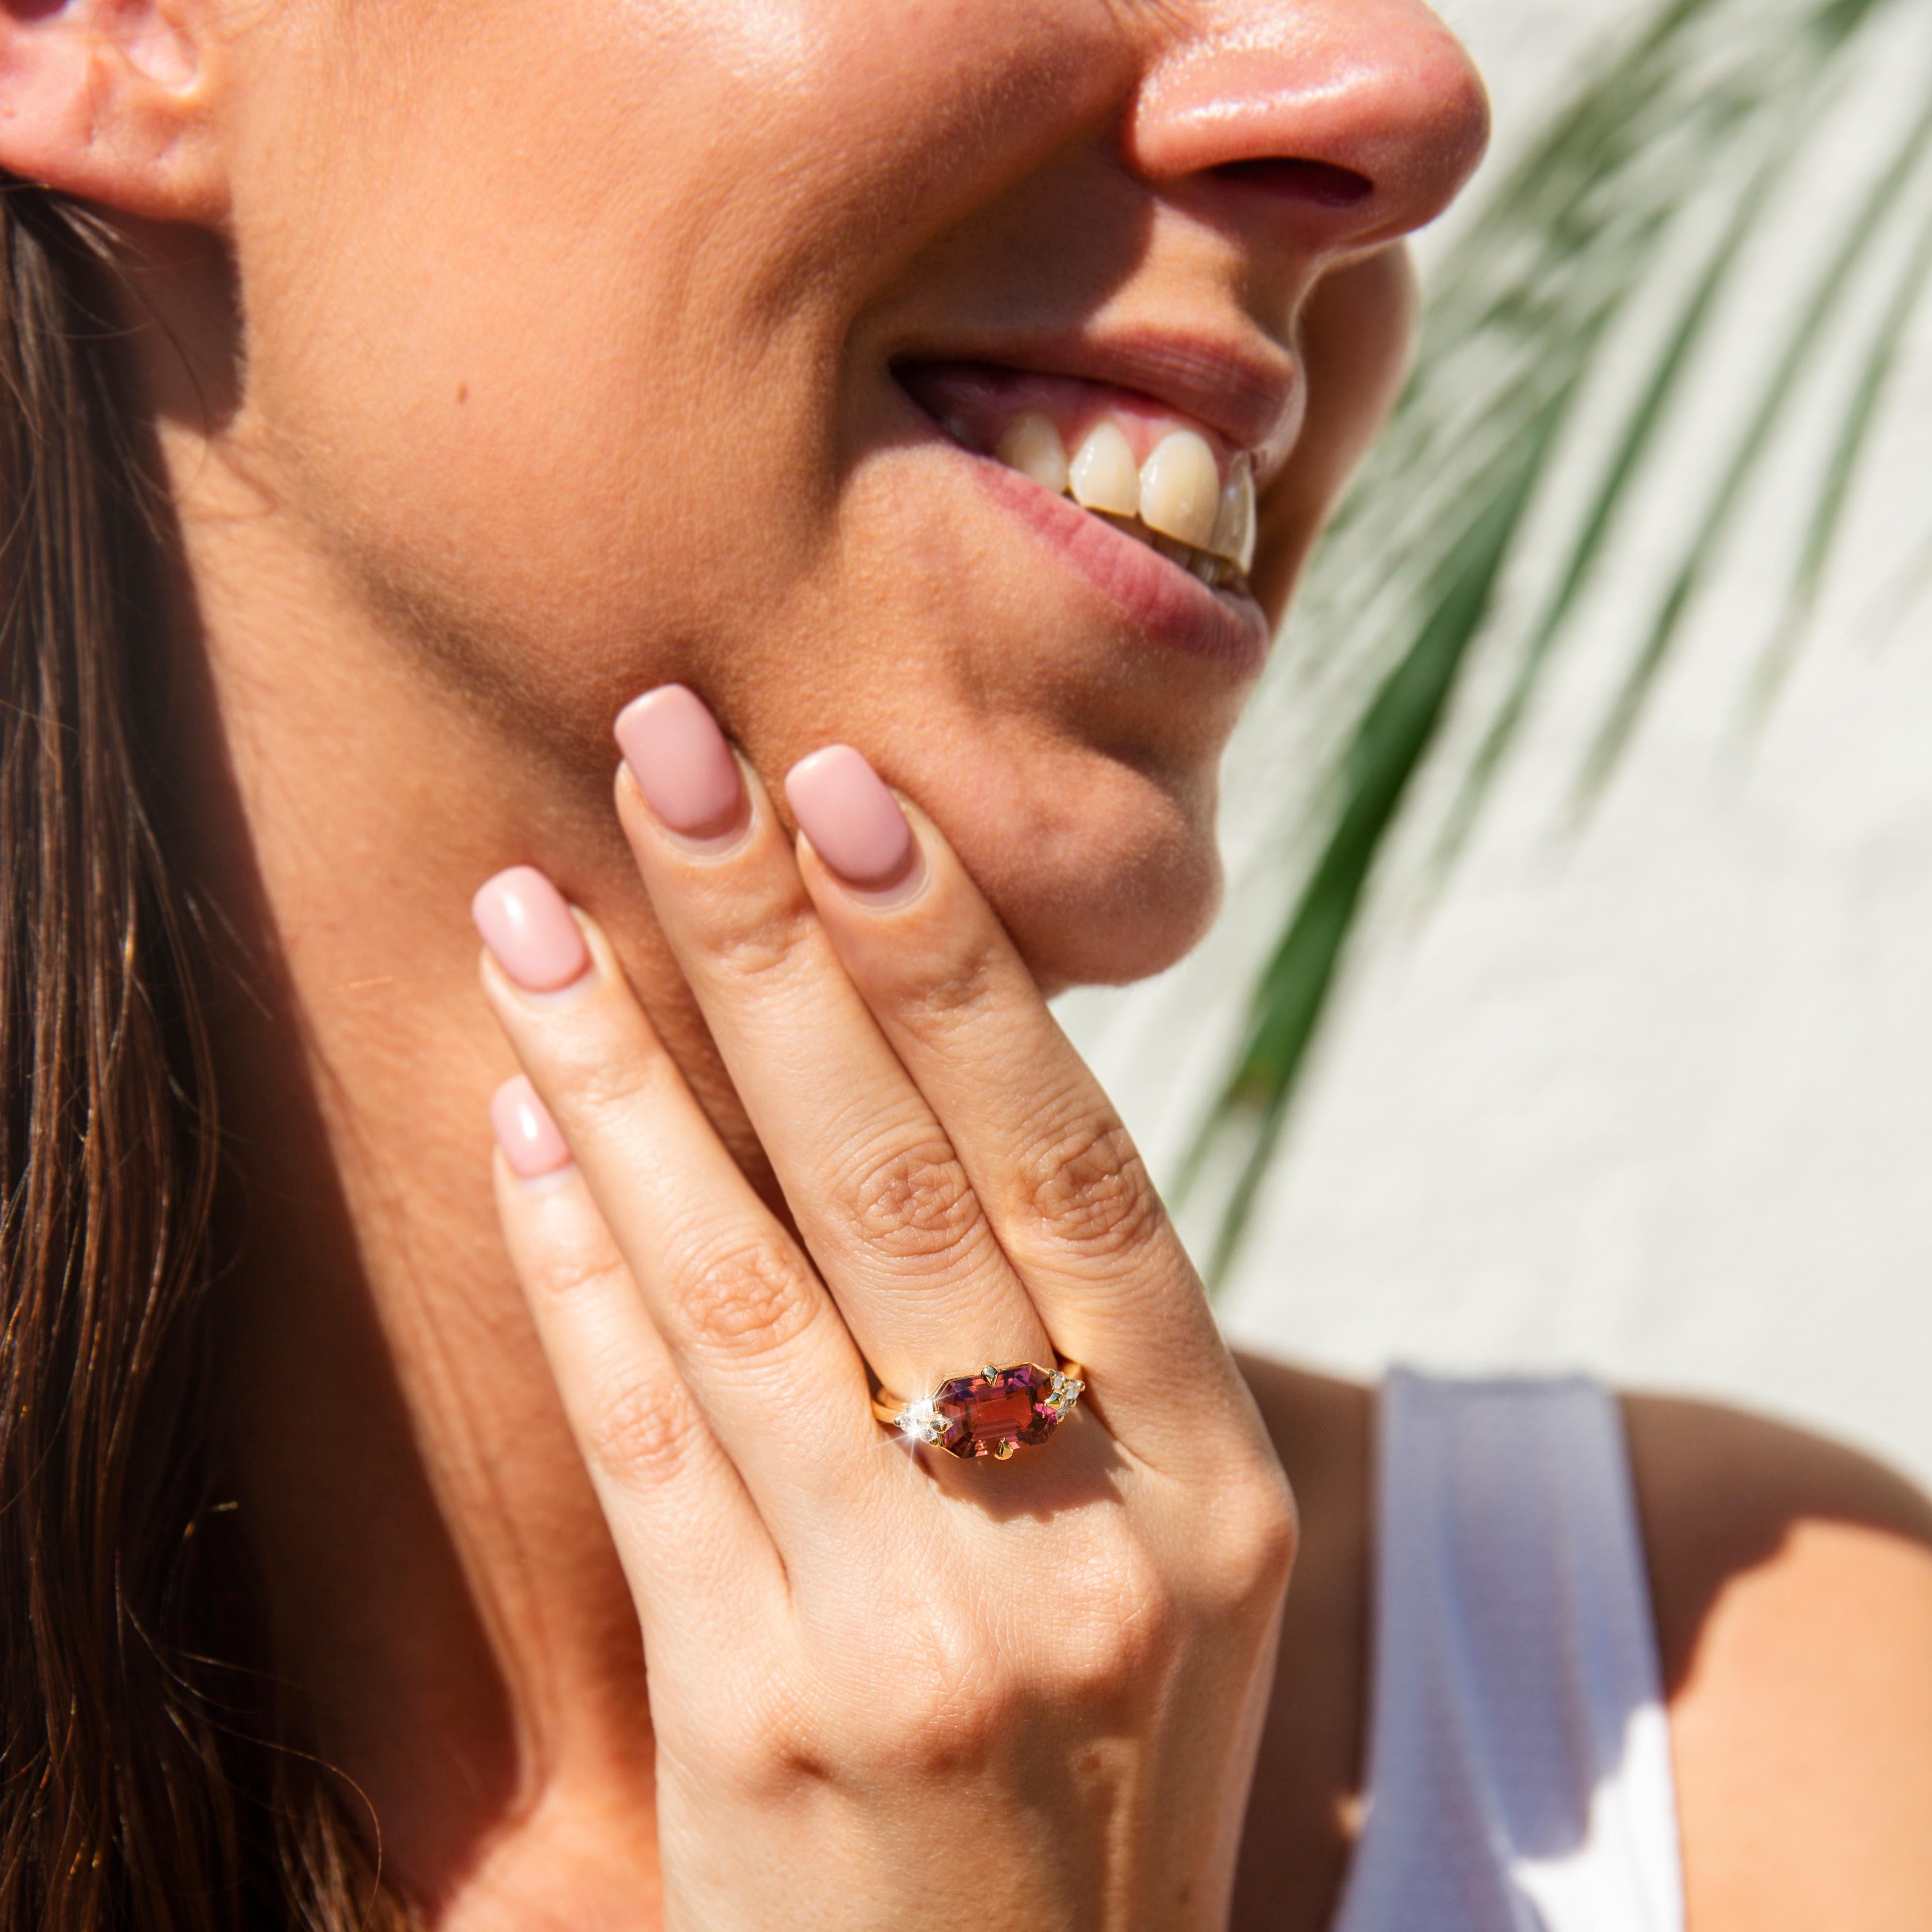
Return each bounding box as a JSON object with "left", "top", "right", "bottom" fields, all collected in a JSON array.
[{"left": 894, "top": 362, "right": 1258, "bottom": 592}]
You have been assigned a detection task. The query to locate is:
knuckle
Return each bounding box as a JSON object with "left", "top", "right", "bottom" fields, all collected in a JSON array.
[
  {"left": 682, "top": 1676, "right": 825, "bottom": 1795},
  {"left": 780, "top": 1589, "right": 1012, "bottom": 1780},
  {"left": 886, "top": 1688, "right": 1011, "bottom": 1782},
  {"left": 868, "top": 1627, "right": 1013, "bottom": 1779},
  {"left": 708, "top": 1626, "right": 1013, "bottom": 1790},
  {"left": 1194, "top": 1462, "right": 1301, "bottom": 1611},
  {"left": 665, "top": 1224, "right": 820, "bottom": 1363},
  {"left": 525, "top": 1234, "right": 627, "bottom": 1312},
  {"left": 1059, "top": 1552, "right": 1180, "bottom": 1703},
  {"left": 846, "top": 1133, "right": 984, "bottom": 1265},
  {"left": 1243, "top": 1473, "right": 1302, "bottom": 1598},
  {"left": 1011, "top": 1114, "right": 1164, "bottom": 1260},
  {"left": 559, "top": 1024, "right": 674, "bottom": 1120},
  {"left": 705, "top": 899, "right": 818, "bottom": 988},
  {"left": 583, "top": 1375, "right": 704, "bottom": 1487},
  {"left": 889, "top": 935, "right": 1003, "bottom": 1041}
]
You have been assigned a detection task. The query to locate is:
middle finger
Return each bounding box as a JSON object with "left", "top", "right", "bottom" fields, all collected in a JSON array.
[{"left": 612, "top": 685, "right": 1054, "bottom": 1408}]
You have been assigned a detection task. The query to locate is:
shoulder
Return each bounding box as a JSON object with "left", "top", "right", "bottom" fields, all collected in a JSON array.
[{"left": 1624, "top": 1393, "right": 1932, "bottom": 1928}]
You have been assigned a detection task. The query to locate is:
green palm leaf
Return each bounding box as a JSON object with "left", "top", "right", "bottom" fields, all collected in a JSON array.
[{"left": 1189, "top": 0, "right": 1932, "bottom": 1284}]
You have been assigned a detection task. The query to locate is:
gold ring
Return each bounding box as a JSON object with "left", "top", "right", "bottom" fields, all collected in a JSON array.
[{"left": 872, "top": 1357, "right": 1086, "bottom": 1462}]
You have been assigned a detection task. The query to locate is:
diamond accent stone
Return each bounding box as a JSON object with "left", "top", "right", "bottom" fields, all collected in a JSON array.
[
  {"left": 1043, "top": 1369, "right": 1085, "bottom": 1419},
  {"left": 894, "top": 1393, "right": 957, "bottom": 1449}
]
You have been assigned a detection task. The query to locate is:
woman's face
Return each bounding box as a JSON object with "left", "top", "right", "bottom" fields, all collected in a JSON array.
[{"left": 215, "top": 0, "right": 1485, "bottom": 986}]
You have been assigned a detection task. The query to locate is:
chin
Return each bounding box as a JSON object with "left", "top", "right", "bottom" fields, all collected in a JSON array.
[
  {"left": 940, "top": 759, "right": 1227, "bottom": 993},
  {"left": 1017, "top": 876, "right": 1222, "bottom": 994}
]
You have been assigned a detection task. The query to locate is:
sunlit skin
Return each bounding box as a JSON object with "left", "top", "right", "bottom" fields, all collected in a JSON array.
[{"left": 3, "top": 1, "right": 1931, "bottom": 1927}]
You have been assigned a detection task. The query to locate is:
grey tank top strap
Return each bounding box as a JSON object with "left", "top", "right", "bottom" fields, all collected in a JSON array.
[{"left": 1329, "top": 1370, "right": 1685, "bottom": 1932}]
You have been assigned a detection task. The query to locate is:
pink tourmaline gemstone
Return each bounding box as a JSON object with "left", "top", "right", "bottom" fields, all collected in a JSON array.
[{"left": 931, "top": 1362, "right": 1063, "bottom": 1461}]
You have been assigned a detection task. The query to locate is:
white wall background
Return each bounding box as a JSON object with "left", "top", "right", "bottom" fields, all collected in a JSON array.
[{"left": 1059, "top": 0, "right": 1932, "bottom": 1489}]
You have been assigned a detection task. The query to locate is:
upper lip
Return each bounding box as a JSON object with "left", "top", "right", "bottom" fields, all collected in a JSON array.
[{"left": 890, "top": 326, "right": 1303, "bottom": 479}]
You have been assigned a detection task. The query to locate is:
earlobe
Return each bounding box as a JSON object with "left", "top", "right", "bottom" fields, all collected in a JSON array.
[{"left": 0, "top": 0, "right": 226, "bottom": 223}]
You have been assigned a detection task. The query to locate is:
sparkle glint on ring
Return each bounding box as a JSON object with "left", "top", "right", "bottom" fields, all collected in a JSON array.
[{"left": 873, "top": 1359, "right": 1085, "bottom": 1461}]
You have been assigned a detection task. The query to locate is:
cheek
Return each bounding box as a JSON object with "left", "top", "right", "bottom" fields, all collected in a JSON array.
[
  {"left": 218, "top": 0, "right": 1219, "bottom": 980},
  {"left": 225, "top": 5, "right": 856, "bottom": 743},
  {"left": 223, "top": 0, "right": 1131, "bottom": 693},
  {"left": 240, "top": 273, "right": 831, "bottom": 741}
]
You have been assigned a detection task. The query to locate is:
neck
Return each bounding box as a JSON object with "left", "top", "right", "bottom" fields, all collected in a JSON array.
[{"left": 159, "top": 416, "right": 693, "bottom": 1923}]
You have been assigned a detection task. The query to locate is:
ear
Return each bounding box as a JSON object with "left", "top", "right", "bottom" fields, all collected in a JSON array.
[{"left": 0, "top": 1, "right": 226, "bottom": 223}]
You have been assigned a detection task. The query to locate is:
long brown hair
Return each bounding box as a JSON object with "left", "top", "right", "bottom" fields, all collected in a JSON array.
[{"left": 0, "top": 179, "right": 407, "bottom": 1929}]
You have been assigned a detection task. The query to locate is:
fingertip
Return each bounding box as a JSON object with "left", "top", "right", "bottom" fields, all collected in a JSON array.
[
  {"left": 783, "top": 745, "right": 917, "bottom": 892},
  {"left": 472, "top": 865, "right": 592, "bottom": 992},
  {"left": 614, "top": 683, "right": 746, "bottom": 838},
  {"left": 490, "top": 1073, "right": 575, "bottom": 1179}
]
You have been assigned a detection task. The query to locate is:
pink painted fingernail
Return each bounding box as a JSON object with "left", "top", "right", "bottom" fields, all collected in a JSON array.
[
  {"left": 614, "top": 684, "right": 744, "bottom": 837},
  {"left": 491, "top": 1075, "right": 572, "bottom": 1178},
  {"left": 783, "top": 745, "right": 915, "bottom": 890},
  {"left": 471, "top": 866, "right": 590, "bottom": 992}
]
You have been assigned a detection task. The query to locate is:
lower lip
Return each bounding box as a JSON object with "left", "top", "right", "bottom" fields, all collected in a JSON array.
[{"left": 961, "top": 453, "right": 1271, "bottom": 678}]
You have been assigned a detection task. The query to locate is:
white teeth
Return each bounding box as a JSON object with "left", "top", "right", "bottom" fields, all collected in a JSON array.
[
  {"left": 994, "top": 411, "right": 1070, "bottom": 494},
  {"left": 982, "top": 407, "right": 1254, "bottom": 582},
  {"left": 1138, "top": 429, "right": 1221, "bottom": 551},
  {"left": 1211, "top": 451, "right": 1256, "bottom": 573},
  {"left": 1068, "top": 421, "right": 1141, "bottom": 517}
]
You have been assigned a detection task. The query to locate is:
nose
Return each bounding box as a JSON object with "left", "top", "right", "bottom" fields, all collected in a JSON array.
[{"left": 1123, "top": 0, "right": 1491, "bottom": 252}]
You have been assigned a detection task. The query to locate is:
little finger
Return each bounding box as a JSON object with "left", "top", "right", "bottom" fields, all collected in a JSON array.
[
  {"left": 489, "top": 1077, "right": 782, "bottom": 1650},
  {"left": 473, "top": 867, "right": 886, "bottom": 1539}
]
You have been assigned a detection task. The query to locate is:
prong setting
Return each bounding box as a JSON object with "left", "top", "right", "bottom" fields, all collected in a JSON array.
[{"left": 886, "top": 1359, "right": 1086, "bottom": 1463}]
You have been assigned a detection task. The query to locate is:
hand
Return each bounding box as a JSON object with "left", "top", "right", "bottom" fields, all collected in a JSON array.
[{"left": 470, "top": 686, "right": 1296, "bottom": 1930}]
